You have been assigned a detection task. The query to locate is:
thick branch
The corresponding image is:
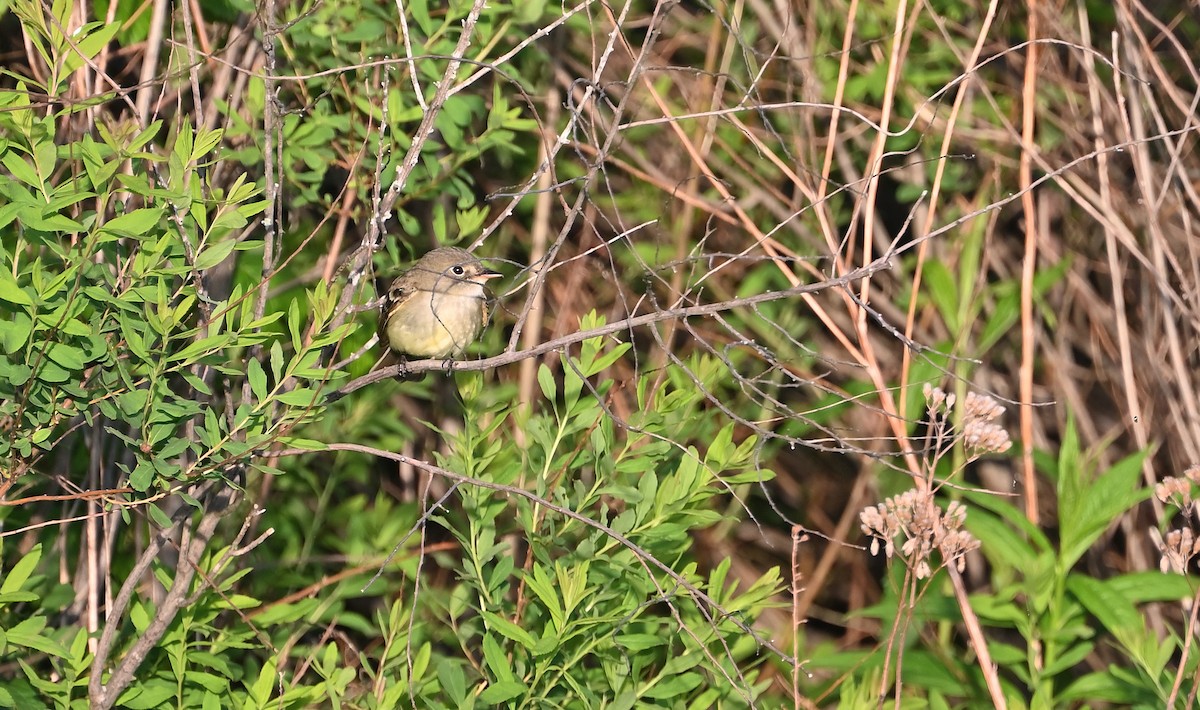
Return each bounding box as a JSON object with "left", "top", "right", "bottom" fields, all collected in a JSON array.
[{"left": 89, "top": 484, "right": 238, "bottom": 710}]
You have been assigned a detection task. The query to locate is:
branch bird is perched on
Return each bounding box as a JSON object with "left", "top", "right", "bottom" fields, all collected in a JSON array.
[{"left": 381, "top": 247, "right": 502, "bottom": 360}]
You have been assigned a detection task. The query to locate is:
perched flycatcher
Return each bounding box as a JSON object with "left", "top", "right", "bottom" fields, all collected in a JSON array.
[{"left": 381, "top": 247, "right": 502, "bottom": 359}]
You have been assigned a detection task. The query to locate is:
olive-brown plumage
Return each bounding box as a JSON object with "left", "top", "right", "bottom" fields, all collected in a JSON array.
[{"left": 381, "top": 247, "right": 501, "bottom": 359}]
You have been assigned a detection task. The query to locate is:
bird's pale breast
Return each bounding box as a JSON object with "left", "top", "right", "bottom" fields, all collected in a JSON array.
[{"left": 385, "top": 287, "right": 486, "bottom": 358}]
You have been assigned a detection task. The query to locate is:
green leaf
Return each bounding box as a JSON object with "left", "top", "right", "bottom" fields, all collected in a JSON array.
[
  {"left": 1060, "top": 671, "right": 1150, "bottom": 704},
  {"left": 962, "top": 487, "right": 1054, "bottom": 561},
  {"left": 0, "top": 544, "right": 41, "bottom": 594},
  {"left": 269, "top": 340, "right": 284, "bottom": 383},
  {"left": 435, "top": 658, "right": 467, "bottom": 706},
  {"left": 3, "top": 362, "right": 32, "bottom": 386},
  {"left": 0, "top": 312, "right": 32, "bottom": 352},
  {"left": 641, "top": 671, "right": 702, "bottom": 699},
  {"left": 720, "top": 468, "right": 774, "bottom": 485},
  {"left": 2, "top": 152, "right": 41, "bottom": 189},
  {"left": 44, "top": 342, "right": 85, "bottom": 369},
  {"left": 523, "top": 564, "right": 564, "bottom": 634},
  {"left": 128, "top": 460, "right": 156, "bottom": 492},
  {"left": 31, "top": 358, "right": 70, "bottom": 383},
  {"left": 0, "top": 270, "right": 33, "bottom": 306},
  {"left": 636, "top": 467, "right": 658, "bottom": 517},
  {"left": 120, "top": 315, "right": 153, "bottom": 361},
  {"left": 246, "top": 657, "right": 277, "bottom": 705},
  {"left": 1041, "top": 638, "right": 1096, "bottom": 678},
  {"left": 146, "top": 504, "right": 173, "bottom": 530},
  {"left": 114, "top": 679, "right": 176, "bottom": 709},
  {"left": 478, "top": 679, "right": 526, "bottom": 704},
  {"left": 481, "top": 611, "right": 537, "bottom": 651},
  {"left": 168, "top": 334, "right": 233, "bottom": 364},
  {"left": 537, "top": 363, "right": 556, "bottom": 401},
  {"left": 5, "top": 617, "right": 70, "bottom": 659},
  {"left": 616, "top": 633, "right": 666, "bottom": 651},
  {"left": 1066, "top": 574, "right": 1142, "bottom": 635},
  {"left": 191, "top": 127, "right": 224, "bottom": 162},
  {"left": 0, "top": 591, "right": 36, "bottom": 604},
  {"left": 408, "top": 0, "right": 434, "bottom": 34},
  {"left": 247, "top": 357, "right": 268, "bottom": 401},
  {"left": 979, "top": 287, "right": 1020, "bottom": 353},
  {"left": 194, "top": 239, "right": 237, "bottom": 271},
  {"left": 1106, "top": 570, "right": 1199, "bottom": 604},
  {"left": 922, "top": 259, "right": 959, "bottom": 332},
  {"left": 61, "top": 20, "right": 120, "bottom": 75},
  {"left": 117, "top": 388, "right": 148, "bottom": 417},
  {"left": 585, "top": 342, "right": 631, "bottom": 377},
  {"left": 101, "top": 207, "right": 164, "bottom": 238},
  {"left": 276, "top": 388, "right": 318, "bottom": 407},
  {"left": 1058, "top": 443, "right": 1150, "bottom": 570},
  {"left": 481, "top": 634, "right": 514, "bottom": 682},
  {"left": 251, "top": 598, "right": 320, "bottom": 626}
]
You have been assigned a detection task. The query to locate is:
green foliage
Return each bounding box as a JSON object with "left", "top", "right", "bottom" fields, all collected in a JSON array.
[
  {"left": 955, "top": 430, "right": 1179, "bottom": 708},
  {"left": 0, "top": 79, "right": 349, "bottom": 494},
  {"left": 3, "top": 0, "right": 1189, "bottom": 705},
  {"left": 396, "top": 316, "right": 785, "bottom": 706},
  {"left": 0, "top": 545, "right": 90, "bottom": 707},
  {"left": 818, "top": 417, "right": 1183, "bottom": 707},
  {"left": 216, "top": 0, "right": 543, "bottom": 223},
  {"left": 0, "top": 230, "right": 785, "bottom": 708}
]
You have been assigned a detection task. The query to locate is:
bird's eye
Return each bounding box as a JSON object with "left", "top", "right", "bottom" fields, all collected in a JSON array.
[{"left": 452, "top": 265, "right": 465, "bottom": 275}]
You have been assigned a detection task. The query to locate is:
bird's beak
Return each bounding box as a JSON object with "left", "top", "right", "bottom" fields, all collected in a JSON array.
[{"left": 473, "top": 269, "right": 503, "bottom": 283}]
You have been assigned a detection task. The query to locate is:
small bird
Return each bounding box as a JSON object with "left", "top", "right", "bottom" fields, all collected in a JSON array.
[{"left": 381, "top": 247, "right": 502, "bottom": 359}]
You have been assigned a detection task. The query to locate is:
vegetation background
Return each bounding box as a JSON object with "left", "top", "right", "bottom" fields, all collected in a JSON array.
[{"left": 0, "top": 0, "right": 1198, "bottom": 707}]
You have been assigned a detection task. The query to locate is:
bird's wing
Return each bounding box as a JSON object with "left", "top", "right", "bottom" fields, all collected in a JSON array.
[
  {"left": 383, "top": 272, "right": 428, "bottom": 312},
  {"left": 482, "top": 292, "right": 496, "bottom": 326},
  {"left": 379, "top": 276, "right": 415, "bottom": 344}
]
